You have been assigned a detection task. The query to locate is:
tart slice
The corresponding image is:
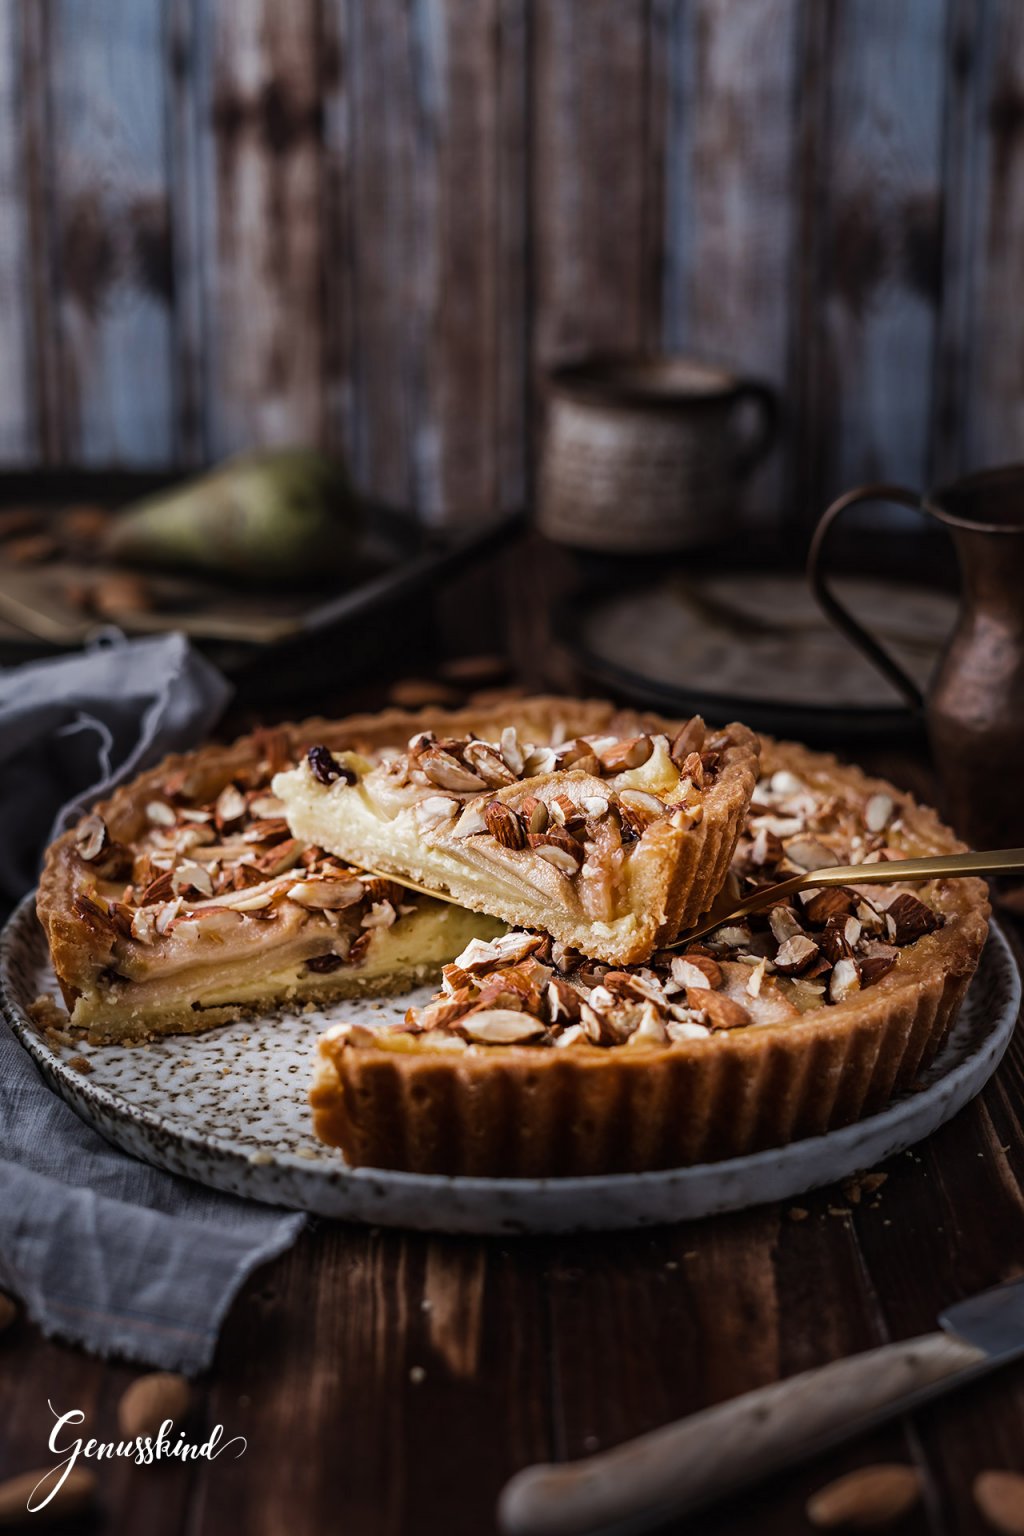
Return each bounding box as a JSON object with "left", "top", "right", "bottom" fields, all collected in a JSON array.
[
  {"left": 273, "top": 698, "right": 759, "bottom": 966},
  {"left": 37, "top": 724, "right": 500, "bottom": 1042},
  {"left": 310, "top": 740, "right": 989, "bottom": 1176}
]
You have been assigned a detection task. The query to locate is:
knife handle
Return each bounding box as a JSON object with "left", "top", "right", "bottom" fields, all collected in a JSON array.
[{"left": 498, "top": 1331, "right": 986, "bottom": 1536}]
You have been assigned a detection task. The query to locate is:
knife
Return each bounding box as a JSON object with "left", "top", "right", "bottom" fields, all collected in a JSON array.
[{"left": 498, "top": 1275, "right": 1024, "bottom": 1536}]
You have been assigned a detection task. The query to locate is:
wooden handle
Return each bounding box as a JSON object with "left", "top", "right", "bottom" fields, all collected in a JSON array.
[{"left": 498, "top": 1331, "right": 987, "bottom": 1536}]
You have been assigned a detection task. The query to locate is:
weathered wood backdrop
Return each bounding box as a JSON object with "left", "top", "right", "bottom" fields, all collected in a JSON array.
[{"left": 0, "top": 0, "right": 1022, "bottom": 527}]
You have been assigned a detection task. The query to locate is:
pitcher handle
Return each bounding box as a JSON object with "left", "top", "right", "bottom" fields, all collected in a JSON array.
[{"left": 807, "top": 482, "right": 927, "bottom": 712}]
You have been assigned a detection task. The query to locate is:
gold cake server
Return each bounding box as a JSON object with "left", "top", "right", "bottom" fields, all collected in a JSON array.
[{"left": 672, "top": 846, "right": 1024, "bottom": 947}]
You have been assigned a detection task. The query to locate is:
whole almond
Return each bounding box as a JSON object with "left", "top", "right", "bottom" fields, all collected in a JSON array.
[
  {"left": 670, "top": 716, "right": 706, "bottom": 764},
  {"left": 975, "top": 1470, "right": 1024, "bottom": 1535},
  {"left": 0, "top": 1294, "right": 16, "bottom": 1334},
  {"left": 686, "top": 988, "right": 752, "bottom": 1030},
  {"left": 0, "top": 1466, "right": 95, "bottom": 1524},
  {"left": 598, "top": 735, "right": 653, "bottom": 774},
  {"left": 483, "top": 801, "right": 526, "bottom": 850},
  {"left": 672, "top": 953, "right": 722, "bottom": 989},
  {"left": 807, "top": 1464, "right": 922, "bottom": 1529},
  {"left": 118, "top": 1371, "right": 192, "bottom": 1439}
]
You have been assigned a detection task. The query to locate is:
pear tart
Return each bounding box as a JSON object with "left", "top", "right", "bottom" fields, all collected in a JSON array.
[
  {"left": 274, "top": 698, "right": 759, "bottom": 966},
  {"left": 311, "top": 740, "right": 989, "bottom": 1176},
  {"left": 37, "top": 724, "right": 500, "bottom": 1042}
]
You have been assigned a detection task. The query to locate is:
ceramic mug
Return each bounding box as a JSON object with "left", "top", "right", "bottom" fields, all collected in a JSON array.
[{"left": 538, "top": 355, "right": 777, "bottom": 553}]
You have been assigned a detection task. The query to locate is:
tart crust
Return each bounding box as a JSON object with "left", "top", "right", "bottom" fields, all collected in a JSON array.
[
  {"left": 274, "top": 697, "right": 760, "bottom": 966},
  {"left": 311, "top": 738, "right": 990, "bottom": 1176}
]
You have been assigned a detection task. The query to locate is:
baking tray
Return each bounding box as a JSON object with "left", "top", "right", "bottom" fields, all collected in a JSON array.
[{"left": 0, "top": 470, "right": 522, "bottom": 703}]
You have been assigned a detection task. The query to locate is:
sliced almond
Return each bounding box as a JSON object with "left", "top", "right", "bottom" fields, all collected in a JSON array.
[
  {"left": 74, "top": 813, "right": 108, "bottom": 862},
  {"left": 625, "top": 1000, "right": 669, "bottom": 1044},
  {"left": 418, "top": 747, "right": 487, "bottom": 793},
  {"left": 522, "top": 746, "right": 557, "bottom": 776},
  {"left": 452, "top": 802, "right": 488, "bottom": 838},
  {"left": 139, "top": 869, "right": 175, "bottom": 906},
  {"left": 616, "top": 788, "right": 665, "bottom": 840},
  {"left": 829, "top": 957, "right": 862, "bottom": 1003},
  {"left": 460, "top": 1009, "right": 545, "bottom": 1045},
  {"left": 224, "top": 890, "right": 274, "bottom": 913},
  {"left": 785, "top": 836, "right": 840, "bottom": 871},
  {"left": 254, "top": 839, "right": 304, "bottom": 877},
  {"left": 667, "top": 1018, "right": 711, "bottom": 1041},
  {"left": 119, "top": 1371, "right": 192, "bottom": 1438},
  {"left": 287, "top": 877, "right": 364, "bottom": 910},
  {"left": 146, "top": 800, "right": 176, "bottom": 827},
  {"left": 530, "top": 838, "right": 584, "bottom": 877},
  {"left": 415, "top": 794, "right": 458, "bottom": 829},
  {"left": 500, "top": 725, "right": 524, "bottom": 776},
  {"left": 547, "top": 976, "right": 582, "bottom": 1024},
  {"left": 361, "top": 900, "right": 397, "bottom": 929},
  {"left": 769, "top": 905, "right": 804, "bottom": 945},
  {"left": 865, "top": 793, "right": 895, "bottom": 833},
  {"left": 807, "top": 1463, "right": 922, "bottom": 1530},
  {"left": 770, "top": 769, "right": 805, "bottom": 797},
  {"left": 452, "top": 932, "right": 543, "bottom": 973},
  {"left": 171, "top": 860, "right": 214, "bottom": 898},
  {"left": 130, "top": 908, "right": 157, "bottom": 944},
  {"left": 774, "top": 935, "right": 820, "bottom": 975},
  {"left": 463, "top": 740, "right": 517, "bottom": 787},
  {"left": 249, "top": 793, "right": 286, "bottom": 819},
  {"left": 214, "top": 782, "right": 247, "bottom": 829},
  {"left": 154, "top": 897, "right": 183, "bottom": 935}
]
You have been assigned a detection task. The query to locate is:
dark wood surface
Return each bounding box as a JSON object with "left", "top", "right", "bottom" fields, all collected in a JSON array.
[
  {"left": 5, "top": 1, "right": 1024, "bottom": 530},
  {"left": 2, "top": 646, "right": 1024, "bottom": 1535}
]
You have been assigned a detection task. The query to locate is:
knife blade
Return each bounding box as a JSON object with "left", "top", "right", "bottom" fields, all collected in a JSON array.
[{"left": 499, "top": 1276, "right": 1024, "bottom": 1536}]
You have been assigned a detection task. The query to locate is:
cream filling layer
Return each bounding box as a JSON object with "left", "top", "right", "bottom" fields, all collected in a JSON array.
[{"left": 74, "top": 902, "right": 501, "bottom": 1022}]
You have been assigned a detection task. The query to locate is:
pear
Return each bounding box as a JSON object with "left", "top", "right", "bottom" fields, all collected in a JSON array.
[{"left": 105, "top": 448, "right": 358, "bottom": 584}]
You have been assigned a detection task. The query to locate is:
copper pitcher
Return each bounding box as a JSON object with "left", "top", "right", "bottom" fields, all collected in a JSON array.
[{"left": 809, "top": 466, "right": 1024, "bottom": 848}]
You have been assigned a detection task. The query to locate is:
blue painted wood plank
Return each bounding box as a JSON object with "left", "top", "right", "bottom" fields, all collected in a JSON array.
[
  {"left": 192, "top": 0, "right": 325, "bottom": 460},
  {"left": 47, "top": 0, "right": 175, "bottom": 463},
  {"left": 0, "top": 1, "right": 36, "bottom": 462},
  {"left": 951, "top": 0, "right": 1024, "bottom": 474},
  {"left": 811, "top": 0, "right": 949, "bottom": 502},
  {"left": 660, "top": 0, "right": 802, "bottom": 519}
]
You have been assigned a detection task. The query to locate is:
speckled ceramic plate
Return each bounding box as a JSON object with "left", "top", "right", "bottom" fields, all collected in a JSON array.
[{"left": 2, "top": 894, "right": 1019, "bottom": 1233}]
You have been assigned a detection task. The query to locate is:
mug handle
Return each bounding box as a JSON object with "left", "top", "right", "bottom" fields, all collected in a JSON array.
[
  {"left": 807, "top": 482, "right": 927, "bottom": 712},
  {"left": 732, "top": 382, "right": 778, "bottom": 478}
]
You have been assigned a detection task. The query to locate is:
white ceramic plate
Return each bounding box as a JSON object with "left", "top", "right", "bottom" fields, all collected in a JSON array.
[{"left": 2, "top": 895, "right": 1019, "bottom": 1234}]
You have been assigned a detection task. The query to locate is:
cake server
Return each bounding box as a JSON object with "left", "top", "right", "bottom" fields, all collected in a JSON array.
[
  {"left": 498, "top": 1274, "right": 1024, "bottom": 1536},
  {"left": 671, "top": 846, "right": 1024, "bottom": 947}
]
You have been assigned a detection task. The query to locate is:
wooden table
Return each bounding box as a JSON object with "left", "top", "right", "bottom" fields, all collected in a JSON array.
[{"left": 2, "top": 682, "right": 1022, "bottom": 1536}]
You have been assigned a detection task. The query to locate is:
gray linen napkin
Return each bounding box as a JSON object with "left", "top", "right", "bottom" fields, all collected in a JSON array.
[{"left": 0, "top": 633, "right": 304, "bottom": 1372}]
